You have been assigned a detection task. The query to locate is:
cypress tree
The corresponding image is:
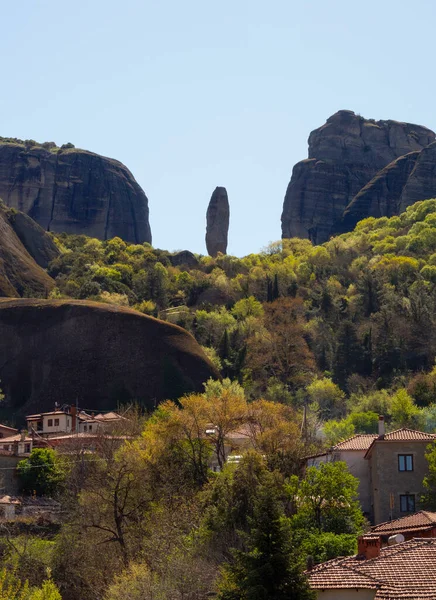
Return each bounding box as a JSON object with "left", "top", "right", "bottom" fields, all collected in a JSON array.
[
  {"left": 266, "top": 277, "right": 273, "bottom": 303},
  {"left": 273, "top": 274, "right": 280, "bottom": 301},
  {"left": 217, "top": 485, "right": 314, "bottom": 600}
]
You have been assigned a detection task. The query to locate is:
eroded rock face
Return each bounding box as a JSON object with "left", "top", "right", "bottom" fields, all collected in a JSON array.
[
  {"left": 398, "top": 142, "right": 436, "bottom": 213},
  {"left": 0, "top": 206, "right": 55, "bottom": 297},
  {"left": 0, "top": 299, "right": 219, "bottom": 416},
  {"left": 206, "top": 187, "right": 229, "bottom": 256},
  {"left": 341, "top": 142, "right": 436, "bottom": 229},
  {"left": 341, "top": 152, "right": 420, "bottom": 232},
  {"left": 7, "top": 209, "right": 59, "bottom": 268},
  {"left": 281, "top": 111, "right": 435, "bottom": 243},
  {"left": 0, "top": 142, "right": 152, "bottom": 244}
]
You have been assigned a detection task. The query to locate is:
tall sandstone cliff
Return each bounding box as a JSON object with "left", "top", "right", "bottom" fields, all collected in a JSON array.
[
  {"left": 0, "top": 140, "right": 152, "bottom": 243},
  {"left": 281, "top": 111, "right": 435, "bottom": 243}
]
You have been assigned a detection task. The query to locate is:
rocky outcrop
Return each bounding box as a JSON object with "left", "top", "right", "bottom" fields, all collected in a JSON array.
[
  {"left": 281, "top": 111, "right": 435, "bottom": 243},
  {"left": 398, "top": 142, "right": 436, "bottom": 213},
  {"left": 341, "top": 152, "right": 420, "bottom": 232},
  {"left": 341, "top": 142, "right": 436, "bottom": 230},
  {"left": 0, "top": 299, "right": 219, "bottom": 417},
  {"left": 0, "top": 205, "right": 55, "bottom": 297},
  {"left": 169, "top": 250, "right": 199, "bottom": 268},
  {"left": 0, "top": 140, "right": 152, "bottom": 244},
  {"left": 206, "top": 187, "right": 229, "bottom": 256},
  {"left": 7, "top": 209, "right": 59, "bottom": 268}
]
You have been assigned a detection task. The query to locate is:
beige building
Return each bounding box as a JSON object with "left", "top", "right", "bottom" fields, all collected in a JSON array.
[
  {"left": 364, "top": 428, "right": 436, "bottom": 524},
  {"left": 306, "top": 433, "right": 377, "bottom": 518},
  {"left": 0, "top": 433, "right": 33, "bottom": 456},
  {"left": 27, "top": 407, "right": 127, "bottom": 437},
  {"left": 308, "top": 537, "right": 436, "bottom": 599},
  {"left": 27, "top": 410, "right": 74, "bottom": 435},
  {"left": 307, "top": 418, "right": 436, "bottom": 524}
]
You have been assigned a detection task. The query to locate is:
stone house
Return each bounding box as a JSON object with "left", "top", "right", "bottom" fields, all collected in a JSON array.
[
  {"left": 306, "top": 417, "right": 436, "bottom": 524},
  {"left": 364, "top": 428, "right": 436, "bottom": 524}
]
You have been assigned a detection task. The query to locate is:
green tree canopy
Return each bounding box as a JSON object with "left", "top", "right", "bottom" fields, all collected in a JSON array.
[
  {"left": 287, "top": 462, "right": 364, "bottom": 535},
  {"left": 217, "top": 484, "right": 314, "bottom": 600},
  {"left": 17, "top": 449, "right": 64, "bottom": 497}
]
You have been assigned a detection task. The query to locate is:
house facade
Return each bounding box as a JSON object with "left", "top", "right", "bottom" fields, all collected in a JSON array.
[
  {"left": 306, "top": 418, "right": 436, "bottom": 524},
  {"left": 26, "top": 410, "right": 74, "bottom": 435},
  {"left": 364, "top": 428, "right": 436, "bottom": 524}
]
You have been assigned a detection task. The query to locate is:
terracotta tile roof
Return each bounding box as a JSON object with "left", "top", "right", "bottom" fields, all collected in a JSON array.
[
  {"left": 0, "top": 424, "right": 18, "bottom": 434},
  {"left": 333, "top": 433, "right": 378, "bottom": 450},
  {"left": 308, "top": 538, "right": 436, "bottom": 599},
  {"left": 305, "top": 434, "right": 378, "bottom": 460},
  {"left": 370, "top": 511, "right": 436, "bottom": 535},
  {"left": 0, "top": 434, "right": 32, "bottom": 443},
  {"left": 308, "top": 558, "right": 381, "bottom": 589},
  {"left": 383, "top": 428, "right": 436, "bottom": 441},
  {"left": 364, "top": 428, "right": 436, "bottom": 458}
]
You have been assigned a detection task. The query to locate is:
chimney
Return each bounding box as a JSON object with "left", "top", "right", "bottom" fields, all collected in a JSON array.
[
  {"left": 20, "top": 430, "right": 26, "bottom": 442},
  {"left": 378, "top": 415, "right": 385, "bottom": 438},
  {"left": 358, "top": 536, "right": 381, "bottom": 559},
  {"left": 70, "top": 405, "right": 77, "bottom": 432}
]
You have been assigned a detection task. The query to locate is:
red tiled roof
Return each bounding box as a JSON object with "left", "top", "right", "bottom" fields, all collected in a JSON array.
[
  {"left": 364, "top": 428, "right": 436, "bottom": 458},
  {"left": 0, "top": 434, "right": 33, "bottom": 443},
  {"left": 308, "top": 538, "right": 436, "bottom": 599},
  {"left": 383, "top": 428, "right": 436, "bottom": 441},
  {"left": 370, "top": 511, "right": 436, "bottom": 535},
  {"left": 334, "top": 434, "right": 378, "bottom": 451},
  {"left": 0, "top": 424, "right": 18, "bottom": 433},
  {"left": 305, "top": 434, "right": 378, "bottom": 460},
  {"left": 308, "top": 557, "right": 381, "bottom": 589}
]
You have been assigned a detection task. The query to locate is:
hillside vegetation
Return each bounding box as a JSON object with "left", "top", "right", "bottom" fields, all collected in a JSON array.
[
  {"left": 43, "top": 198, "right": 436, "bottom": 437},
  {"left": 5, "top": 200, "right": 436, "bottom": 599}
]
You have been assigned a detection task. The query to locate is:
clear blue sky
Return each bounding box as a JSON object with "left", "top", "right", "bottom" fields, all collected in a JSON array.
[{"left": 1, "top": 0, "right": 435, "bottom": 256}]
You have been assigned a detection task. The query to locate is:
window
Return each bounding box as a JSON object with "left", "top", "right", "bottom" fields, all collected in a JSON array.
[
  {"left": 24, "top": 443, "right": 31, "bottom": 453},
  {"left": 398, "top": 455, "right": 413, "bottom": 471},
  {"left": 47, "top": 419, "right": 53, "bottom": 427},
  {"left": 89, "top": 425, "right": 92, "bottom": 432},
  {"left": 54, "top": 419, "right": 60, "bottom": 427},
  {"left": 400, "top": 494, "right": 415, "bottom": 513}
]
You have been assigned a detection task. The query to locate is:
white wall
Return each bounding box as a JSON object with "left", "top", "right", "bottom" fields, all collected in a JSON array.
[{"left": 43, "top": 414, "right": 71, "bottom": 434}]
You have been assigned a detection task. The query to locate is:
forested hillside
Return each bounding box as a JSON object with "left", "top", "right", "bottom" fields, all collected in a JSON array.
[
  {"left": 43, "top": 198, "right": 436, "bottom": 437},
  {"left": 5, "top": 200, "right": 436, "bottom": 599}
]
